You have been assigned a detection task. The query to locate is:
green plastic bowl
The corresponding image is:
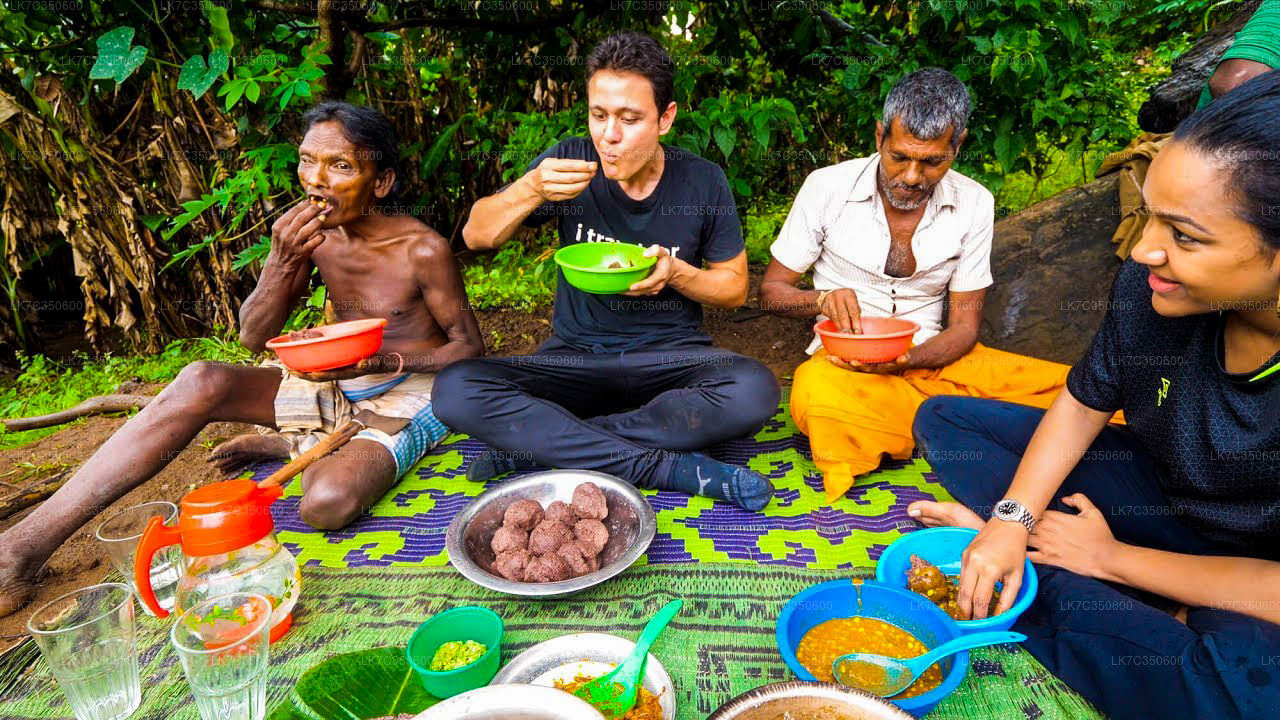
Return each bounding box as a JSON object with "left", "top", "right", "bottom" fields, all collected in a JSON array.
[
  {"left": 554, "top": 242, "right": 656, "bottom": 294},
  {"left": 406, "top": 606, "right": 504, "bottom": 699}
]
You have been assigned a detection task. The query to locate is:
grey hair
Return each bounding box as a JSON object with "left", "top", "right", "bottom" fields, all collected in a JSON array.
[{"left": 881, "top": 68, "right": 971, "bottom": 149}]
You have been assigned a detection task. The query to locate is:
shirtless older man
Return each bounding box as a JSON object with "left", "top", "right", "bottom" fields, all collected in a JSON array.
[{"left": 0, "top": 101, "right": 482, "bottom": 617}]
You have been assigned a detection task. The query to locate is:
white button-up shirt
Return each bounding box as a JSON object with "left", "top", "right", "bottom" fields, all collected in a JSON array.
[{"left": 770, "top": 154, "right": 994, "bottom": 354}]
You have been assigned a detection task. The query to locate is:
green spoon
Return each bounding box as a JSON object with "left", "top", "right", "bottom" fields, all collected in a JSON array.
[
  {"left": 574, "top": 599, "right": 682, "bottom": 717},
  {"left": 833, "top": 630, "right": 1025, "bottom": 697}
]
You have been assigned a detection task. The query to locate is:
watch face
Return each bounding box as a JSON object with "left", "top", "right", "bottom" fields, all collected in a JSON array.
[{"left": 995, "top": 500, "right": 1018, "bottom": 518}]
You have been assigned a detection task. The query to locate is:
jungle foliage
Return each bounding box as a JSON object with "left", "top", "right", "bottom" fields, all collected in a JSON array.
[{"left": 0, "top": 0, "right": 1235, "bottom": 354}]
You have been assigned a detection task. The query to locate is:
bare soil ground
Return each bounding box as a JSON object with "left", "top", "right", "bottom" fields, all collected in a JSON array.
[
  {"left": 0, "top": 413, "right": 254, "bottom": 654},
  {"left": 0, "top": 274, "right": 813, "bottom": 654}
]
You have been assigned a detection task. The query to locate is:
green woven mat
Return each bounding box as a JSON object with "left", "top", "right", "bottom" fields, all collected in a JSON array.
[{"left": 0, "top": 563, "right": 1101, "bottom": 720}]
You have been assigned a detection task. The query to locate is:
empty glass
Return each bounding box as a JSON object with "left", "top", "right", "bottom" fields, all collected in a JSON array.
[
  {"left": 26, "top": 583, "right": 141, "bottom": 720},
  {"left": 95, "top": 500, "right": 180, "bottom": 616},
  {"left": 170, "top": 592, "right": 272, "bottom": 720}
]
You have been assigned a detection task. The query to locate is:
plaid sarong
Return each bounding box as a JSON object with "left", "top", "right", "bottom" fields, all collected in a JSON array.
[{"left": 267, "top": 363, "right": 447, "bottom": 477}]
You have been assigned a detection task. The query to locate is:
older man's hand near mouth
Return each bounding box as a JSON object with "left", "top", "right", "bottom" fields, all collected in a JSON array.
[{"left": 271, "top": 201, "right": 330, "bottom": 268}]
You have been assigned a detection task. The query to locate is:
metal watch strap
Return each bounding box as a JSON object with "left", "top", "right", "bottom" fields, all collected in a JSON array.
[{"left": 995, "top": 499, "right": 1036, "bottom": 532}]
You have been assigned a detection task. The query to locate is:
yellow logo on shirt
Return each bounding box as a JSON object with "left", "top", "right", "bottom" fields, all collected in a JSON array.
[{"left": 1156, "top": 377, "right": 1171, "bottom": 407}]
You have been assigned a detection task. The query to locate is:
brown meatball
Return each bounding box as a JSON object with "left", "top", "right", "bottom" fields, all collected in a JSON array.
[
  {"left": 528, "top": 519, "right": 573, "bottom": 555},
  {"left": 545, "top": 500, "right": 578, "bottom": 526},
  {"left": 490, "top": 525, "right": 528, "bottom": 555},
  {"left": 573, "top": 518, "right": 610, "bottom": 555},
  {"left": 578, "top": 541, "right": 601, "bottom": 572},
  {"left": 502, "top": 499, "right": 544, "bottom": 531},
  {"left": 556, "top": 541, "right": 593, "bottom": 576},
  {"left": 524, "top": 552, "right": 572, "bottom": 583},
  {"left": 494, "top": 549, "right": 532, "bottom": 582},
  {"left": 571, "top": 482, "right": 608, "bottom": 520}
]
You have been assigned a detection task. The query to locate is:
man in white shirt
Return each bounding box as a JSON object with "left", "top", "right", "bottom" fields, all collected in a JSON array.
[{"left": 760, "top": 68, "right": 1071, "bottom": 501}]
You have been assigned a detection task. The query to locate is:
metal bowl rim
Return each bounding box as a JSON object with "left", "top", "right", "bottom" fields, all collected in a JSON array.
[{"left": 707, "top": 680, "right": 915, "bottom": 720}]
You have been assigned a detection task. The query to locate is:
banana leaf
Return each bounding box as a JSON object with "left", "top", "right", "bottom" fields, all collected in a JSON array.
[{"left": 266, "top": 646, "right": 438, "bottom": 720}]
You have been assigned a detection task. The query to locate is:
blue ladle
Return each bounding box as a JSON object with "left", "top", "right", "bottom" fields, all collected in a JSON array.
[{"left": 833, "top": 630, "right": 1026, "bottom": 697}]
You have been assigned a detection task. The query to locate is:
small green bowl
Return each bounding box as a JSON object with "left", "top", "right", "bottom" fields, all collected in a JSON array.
[
  {"left": 554, "top": 242, "right": 656, "bottom": 294},
  {"left": 406, "top": 606, "right": 503, "bottom": 699}
]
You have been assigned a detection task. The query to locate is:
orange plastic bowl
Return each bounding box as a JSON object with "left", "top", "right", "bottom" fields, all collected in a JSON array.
[
  {"left": 814, "top": 317, "right": 920, "bottom": 364},
  {"left": 265, "top": 318, "right": 387, "bottom": 372}
]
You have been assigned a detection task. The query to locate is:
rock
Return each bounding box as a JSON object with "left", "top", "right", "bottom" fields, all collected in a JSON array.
[{"left": 980, "top": 176, "right": 1123, "bottom": 365}]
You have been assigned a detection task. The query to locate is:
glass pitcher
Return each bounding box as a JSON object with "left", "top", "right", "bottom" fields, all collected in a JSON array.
[{"left": 134, "top": 479, "right": 301, "bottom": 642}]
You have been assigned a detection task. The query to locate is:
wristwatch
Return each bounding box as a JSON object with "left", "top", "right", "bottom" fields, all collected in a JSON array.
[{"left": 993, "top": 498, "right": 1037, "bottom": 532}]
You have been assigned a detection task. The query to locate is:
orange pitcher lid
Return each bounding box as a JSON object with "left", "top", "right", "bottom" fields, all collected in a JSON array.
[{"left": 178, "top": 479, "right": 282, "bottom": 556}]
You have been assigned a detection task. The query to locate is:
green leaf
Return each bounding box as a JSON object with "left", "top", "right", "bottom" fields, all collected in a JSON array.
[
  {"left": 282, "top": 646, "right": 438, "bottom": 720},
  {"left": 993, "top": 115, "right": 1016, "bottom": 173},
  {"left": 221, "top": 78, "right": 247, "bottom": 110},
  {"left": 88, "top": 27, "right": 147, "bottom": 84},
  {"left": 307, "top": 284, "right": 326, "bottom": 309},
  {"left": 712, "top": 125, "right": 737, "bottom": 161},
  {"left": 232, "top": 236, "right": 272, "bottom": 271},
  {"left": 204, "top": 0, "right": 234, "bottom": 53},
  {"left": 422, "top": 113, "right": 473, "bottom": 178},
  {"left": 178, "top": 49, "right": 228, "bottom": 100}
]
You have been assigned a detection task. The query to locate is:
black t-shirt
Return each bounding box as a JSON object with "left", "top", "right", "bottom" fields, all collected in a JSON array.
[
  {"left": 1068, "top": 261, "right": 1280, "bottom": 557},
  {"left": 523, "top": 136, "right": 744, "bottom": 352}
]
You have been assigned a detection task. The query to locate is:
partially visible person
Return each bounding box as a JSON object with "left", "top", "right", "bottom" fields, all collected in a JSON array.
[
  {"left": 434, "top": 32, "right": 780, "bottom": 511},
  {"left": 0, "top": 102, "right": 483, "bottom": 618},
  {"left": 1113, "top": 1, "right": 1280, "bottom": 258},
  {"left": 760, "top": 68, "right": 1072, "bottom": 501},
  {"left": 910, "top": 71, "right": 1280, "bottom": 720},
  {"left": 1199, "top": 0, "right": 1280, "bottom": 107}
]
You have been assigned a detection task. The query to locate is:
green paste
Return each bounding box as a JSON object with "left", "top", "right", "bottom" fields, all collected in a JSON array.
[{"left": 428, "top": 640, "right": 487, "bottom": 672}]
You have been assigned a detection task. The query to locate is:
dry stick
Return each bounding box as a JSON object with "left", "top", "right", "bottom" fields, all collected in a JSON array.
[
  {"left": 2, "top": 394, "right": 153, "bottom": 432},
  {"left": 256, "top": 421, "right": 362, "bottom": 490},
  {"left": 0, "top": 471, "right": 69, "bottom": 521}
]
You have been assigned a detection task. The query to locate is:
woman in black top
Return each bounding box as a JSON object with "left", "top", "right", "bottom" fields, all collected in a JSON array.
[{"left": 908, "top": 71, "right": 1280, "bottom": 720}]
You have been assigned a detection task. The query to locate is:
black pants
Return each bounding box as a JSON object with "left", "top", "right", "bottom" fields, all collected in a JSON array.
[
  {"left": 433, "top": 338, "right": 781, "bottom": 487},
  {"left": 913, "top": 396, "right": 1280, "bottom": 720}
]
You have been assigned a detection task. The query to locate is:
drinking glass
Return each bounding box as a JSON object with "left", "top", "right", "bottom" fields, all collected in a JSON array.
[
  {"left": 170, "top": 592, "right": 271, "bottom": 720},
  {"left": 27, "top": 583, "right": 141, "bottom": 720},
  {"left": 95, "top": 500, "right": 180, "bottom": 616}
]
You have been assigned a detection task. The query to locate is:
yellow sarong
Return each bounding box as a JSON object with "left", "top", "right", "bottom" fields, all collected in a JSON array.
[{"left": 791, "top": 343, "right": 1071, "bottom": 501}]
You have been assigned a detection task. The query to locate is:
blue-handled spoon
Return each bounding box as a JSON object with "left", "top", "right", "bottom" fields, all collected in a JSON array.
[{"left": 833, "top": 630, "right": 1026, "bottom": 697}]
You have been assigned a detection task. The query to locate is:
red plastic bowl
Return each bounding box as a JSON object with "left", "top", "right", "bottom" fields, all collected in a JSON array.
[
  {"left": 814, "top": 317, "right": 920, "bottom": 364},
  {"left": 265, "top": 318, "right": 387, "bottom": 372}
]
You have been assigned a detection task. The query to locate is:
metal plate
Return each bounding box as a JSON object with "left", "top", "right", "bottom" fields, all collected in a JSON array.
[
  {"left": 445, "top": 470, "right": 657, "bottom": 598},
  {"left": 707, "top": 681, "right": 913, "bottom": 720},
  {"left": 492, "top": 632, "right": 676, "bottom": 720},
  {"left": 414, "top": 683, "right": 605, "bottom": 720}
]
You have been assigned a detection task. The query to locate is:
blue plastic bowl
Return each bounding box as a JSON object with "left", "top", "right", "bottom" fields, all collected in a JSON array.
[
  {"left": 776, "top": 579, "right": 967, "bottom": 718},
  {"left": 875, "top": 527, "right": 1038, "bottom": 633}
]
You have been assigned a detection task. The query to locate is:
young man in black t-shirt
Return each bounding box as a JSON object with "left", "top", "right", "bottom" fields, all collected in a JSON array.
[{"left": 433, "top": 33, "right": 780, "bottom": 511}]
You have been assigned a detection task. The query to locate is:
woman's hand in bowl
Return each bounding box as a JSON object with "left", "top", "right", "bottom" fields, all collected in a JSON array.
[{"left": 958, "top": 519, "right": 1029, "bottom": 620}]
